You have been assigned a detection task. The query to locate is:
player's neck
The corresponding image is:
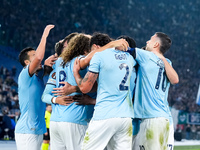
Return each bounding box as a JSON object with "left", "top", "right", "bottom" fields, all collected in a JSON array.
[{"left": 152, "top": 48, "right": 163, "bottom": 55}]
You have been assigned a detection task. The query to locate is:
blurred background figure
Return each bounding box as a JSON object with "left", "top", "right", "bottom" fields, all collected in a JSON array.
[
  {"left": 0, "top": 106, "right": 15, "bottom": 140},
  {"left": 186, "top": 124, "right": 191, "bottom": 140},
  {"left": 41, "top": 104, "right": 52, "bottom": 150}
]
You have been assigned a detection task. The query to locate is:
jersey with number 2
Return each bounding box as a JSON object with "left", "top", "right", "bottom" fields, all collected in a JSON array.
[{"left": 89, "top": 48, "right": 136, "bottom": 120}]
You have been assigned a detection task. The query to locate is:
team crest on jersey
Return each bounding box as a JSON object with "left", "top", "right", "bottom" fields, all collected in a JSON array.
[
  {"left": 157, "top": 59, "right": 164, "bottom": 68},
  {"left": 52, "top": 72, "right": 56, "bottom": 79}
]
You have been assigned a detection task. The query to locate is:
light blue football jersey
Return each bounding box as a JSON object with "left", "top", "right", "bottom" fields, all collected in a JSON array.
[
  {"left": 164, "top": 84, "right": 173, "bottom": 125},
  {"left": 50, "top": 57, "right": 95, "bottom": 125},
  {"left": 134, "top": 48, "right": 171, "bottom": 119},
  {"left": 88, "top": 48, "right": 136, "bottom": 120},
  {"left": 15, "top": 66, "right": 46, "bottom": 134},
  {"left": 42, "top": 70, "right": 56, "bottom": 104}
]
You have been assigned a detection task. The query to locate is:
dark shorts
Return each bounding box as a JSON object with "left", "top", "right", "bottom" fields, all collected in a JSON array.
[{"left": 43, "top": 128, "right": 50, "bottom": 140}]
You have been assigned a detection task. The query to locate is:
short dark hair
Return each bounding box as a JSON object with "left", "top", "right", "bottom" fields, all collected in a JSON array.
[
  {"left": 19, "top": 47, "right": 34, "bottom": 67},
  {"left": 54, "top": 42, "right": 63, "bottom": 56},
  {"left": 55, "top": 32, "right": 78, "bottom": 56},
  {"left": 155, "top": 32, "right": 172, "bottom": 54},
  {"left": 117, "top": 35, "right": 136, "bottom": 48},
  {"left": 90, "top": 32, "right": 112, "bottom": 48}
]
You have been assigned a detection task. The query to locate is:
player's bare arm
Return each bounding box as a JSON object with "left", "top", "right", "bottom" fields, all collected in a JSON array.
[
  {"left": 29, "top": 25, "right": 54, "bottom": 76},
  {"left": 79, "top": 39, "right": 129, "bottom": 69},
  {"left": 52, "top": 81, "right": 80, "bottom": 96},
  {"left": 73, "top": 58, "right": 98, "bottom": 93},
  {"left": 153, "top": 51, "right": 179, "bottom": 85},
  {"left": 73, "top": 94, "right": 96, "bottom": 105}
]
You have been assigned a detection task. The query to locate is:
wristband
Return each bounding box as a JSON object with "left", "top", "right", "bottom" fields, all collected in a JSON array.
[{"left": 52, "top": 97, "right": 56, "bottom": 104}]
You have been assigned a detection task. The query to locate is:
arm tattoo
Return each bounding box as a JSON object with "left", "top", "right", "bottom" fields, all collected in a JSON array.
[
  {"left": 82, "top": 73, "right": 89, "bottom": 83},
  {"left": 78, "top": 78, "right": 83, "bottom": 86},
  {"left": 83, "top": 72, "right": 98, "bottom": 86}
]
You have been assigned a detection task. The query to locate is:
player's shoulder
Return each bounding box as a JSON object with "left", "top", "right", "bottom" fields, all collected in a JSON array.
[
  {"left": 19, "top": 65, "right": 29, "bottom": 78},
  {"left": 135, "top": 47, "right": 152, "bottom": 59},
  {"left": 95, "top": 48, "right": 114, "bottom": 55}
]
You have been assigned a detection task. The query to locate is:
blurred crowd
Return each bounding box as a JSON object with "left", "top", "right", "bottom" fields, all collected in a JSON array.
[
  {"left": 0, "top": 1, "right": 200, "bottom": 113},
  {"left": 0, "top": 66, "right": 19, "bottom": 115}
]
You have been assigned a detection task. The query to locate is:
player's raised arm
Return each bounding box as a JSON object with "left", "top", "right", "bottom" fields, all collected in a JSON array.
[
  {"left": 153, "top": 51, "right": 179, "bottom": 85},
  {"left": 29, "top": 25, "right": 54, "bottom": 76},
  {"left": 79, "top": 39, "right": 129, "bottom": 69}
]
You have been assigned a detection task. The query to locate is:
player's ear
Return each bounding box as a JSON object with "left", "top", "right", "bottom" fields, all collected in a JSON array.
[
  {"left": 24, "top": 59, "right": 30, "bottom": 66},
  {"left": 91, "top": 44, "right": 96, "bottom": 51},
  {"left": 154, "top": 42, "right": 159, "bottom": 48}
]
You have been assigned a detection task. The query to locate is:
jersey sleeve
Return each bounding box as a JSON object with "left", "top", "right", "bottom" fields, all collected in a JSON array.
[
  {"left": 88, "top": 53, "right": 101, "bottom": 73},
  {"left": 46, "top": 70, "right": 56, "bottom": 85},
  {"left": 42, "top": 70, "right": 56, "bottom": 104},
  {"left": 135, "top": 48, "right": 149, "bottom": 64},
  {"left": 42, "top": 83, "right": 55, "bottom": 104},
  {"left": 166, "top": 58, "right": 172, "bottom": 66}
]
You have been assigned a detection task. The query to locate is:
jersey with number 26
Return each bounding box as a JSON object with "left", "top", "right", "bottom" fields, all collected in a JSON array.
[
  {"left": 134, "top": 48, "right": 171, "bottom": 119},
  {"left": 89, "top": 48, "right": 136, "bottom": 120}
]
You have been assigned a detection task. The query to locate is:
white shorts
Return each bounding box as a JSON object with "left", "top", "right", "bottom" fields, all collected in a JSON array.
[
  {"left": 15, "top": 133, "right": 43, "bottom": 150},
  {"left": 82, "top": 118, "right": 132, "bottom": 150},
  {"left": 133, "top": 117, "right": 170, "bottom": 150},
  {"left": 50, "top": 121, "right": 87, "bottom": 150},
  {"left": 168, "top": 124, "right": 174, "bottom": 150}
]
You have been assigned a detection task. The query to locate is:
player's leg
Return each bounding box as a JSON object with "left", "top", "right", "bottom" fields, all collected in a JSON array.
[
  {"left": 41, "top": 128, "right": 50, "bottom": 150},
  {"left": 50, "top": 121, "right": 66, "bottom": 150},
  {"left": 167, "top": 124, "right": 174, "bottom": 150},
  {"left": 81, "top": 119, "right": 117, "bottom": 150},
  {"left": 107, "top": 118, "right": 132, "bottom": 150},
  {"left": 15, "top": 133, "right": 43, "bottom": 150},
  {"left": 134, "top": 117, "right": 170, "bottom": 150},
  {"left": 58, "top": 122, "right": 87, "bottom": 150}
]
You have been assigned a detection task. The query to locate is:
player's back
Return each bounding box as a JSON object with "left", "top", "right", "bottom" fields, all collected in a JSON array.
[
  {"left": 89, "top": 48, "right": 136, "bottom": 120},
  {"left": 134, "top": 48, "right": 171, "bottom": 119}
]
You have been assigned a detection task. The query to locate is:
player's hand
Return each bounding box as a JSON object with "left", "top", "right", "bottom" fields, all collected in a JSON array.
[
  {"left": 73, "top": 94, "right": 96, "bottom": 105},
  {"left": 73, "top": 58, "right": 81, "bottom": 74},
  {"left": 44, "top": 132, "right": 48, "bottom": 136},
  {"left": 52, "top": 82, "right": 77, "bottom": 96},
  {"left": 55, "top": 96, "right": 74, "bottom": 106},
  {"left": 111, "top": 39, "right": 129, "bottom": 51},
  {"left": 43, "top": 25, "right": 55, "bottom": 38},
  {"left": 44, "top": 54, "right": 57, "bottom": 67}
]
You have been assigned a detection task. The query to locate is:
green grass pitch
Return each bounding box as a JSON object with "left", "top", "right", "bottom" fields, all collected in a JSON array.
[{"left": 174, "top": 145, "right": 200, "bottom": 150}]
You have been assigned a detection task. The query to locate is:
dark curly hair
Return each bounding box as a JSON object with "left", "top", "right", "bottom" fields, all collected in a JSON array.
[
  {"left": 55, "top": 32, "right": 78, "bottom": 56},
  {"left": 61, "top": 33, "right": 91, "bottom": 65}
]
